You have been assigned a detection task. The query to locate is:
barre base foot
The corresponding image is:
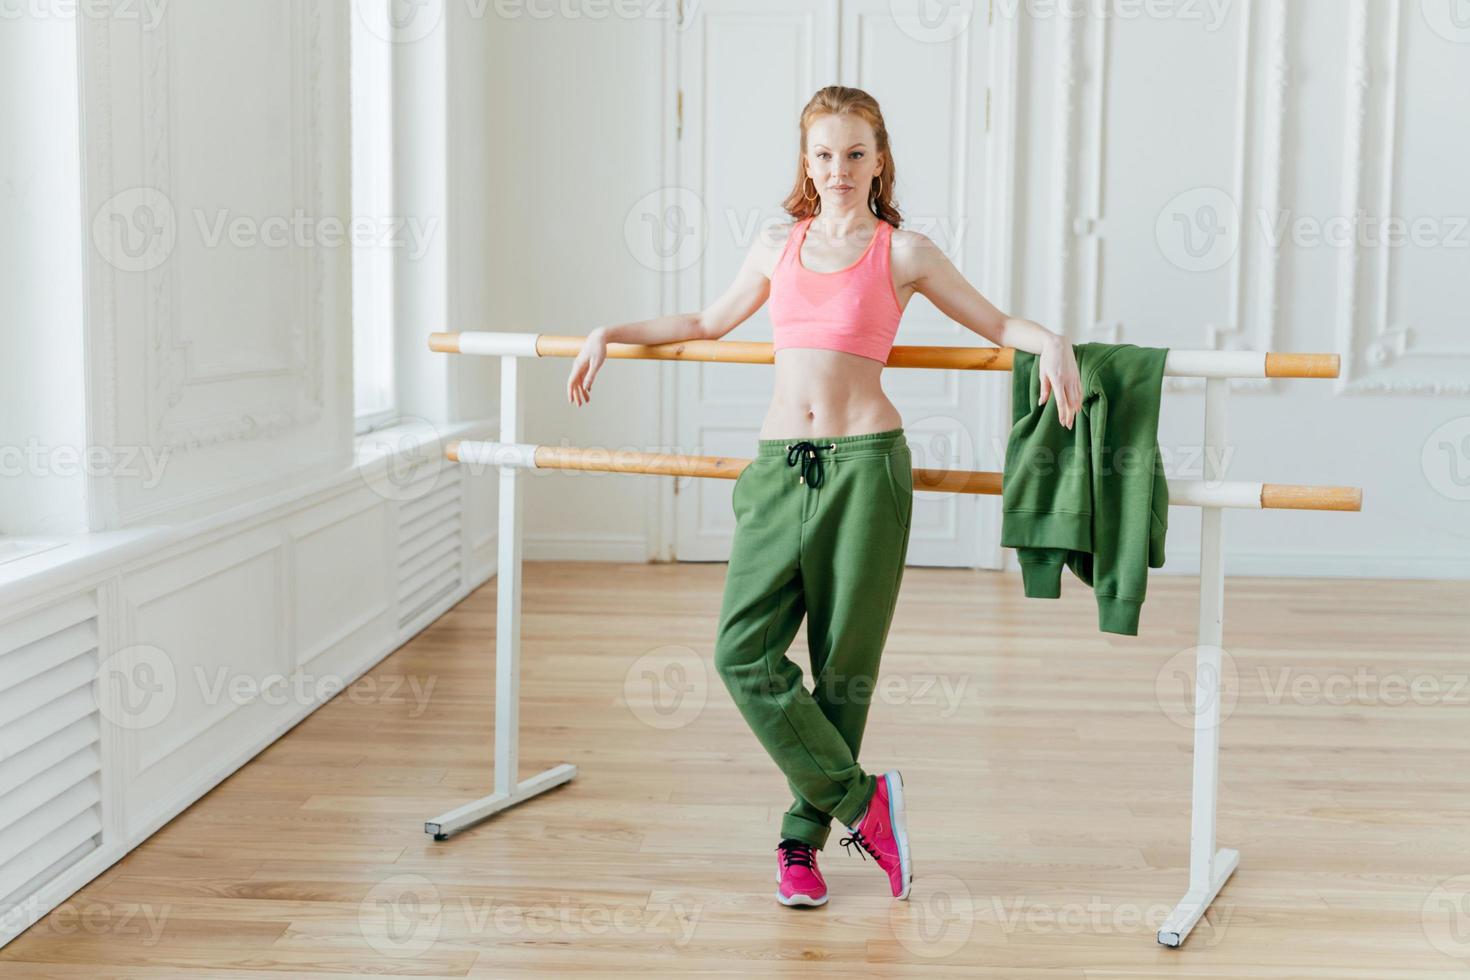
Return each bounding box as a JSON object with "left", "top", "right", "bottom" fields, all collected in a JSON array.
[
  {"left": 424, "top": 763, "right": 578, "bottom": 840},
  {"left": 1157, "top": 846, "right": 1240, "bottom": 947}
]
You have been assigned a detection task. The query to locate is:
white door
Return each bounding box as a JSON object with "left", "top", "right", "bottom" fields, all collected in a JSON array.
[{"left": 674, "top": 0, "right": 1008, "bottom": 567}]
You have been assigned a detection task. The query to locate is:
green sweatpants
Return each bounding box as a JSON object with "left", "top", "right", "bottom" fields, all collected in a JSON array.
[{"left": 714, "top": 427, "right": 913, "bottom": 849}]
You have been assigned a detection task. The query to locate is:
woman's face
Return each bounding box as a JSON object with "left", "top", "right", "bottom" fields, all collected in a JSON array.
[{"left": 804, "top": 114, "right": 881, "bottom": 211}]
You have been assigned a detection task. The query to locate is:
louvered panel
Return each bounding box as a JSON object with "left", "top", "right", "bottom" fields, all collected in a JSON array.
[
  {"left": 395, "top": 468, "right": 463, "bottom": 631},
  {"left": 0, "top": 687, "right": 96, "bottom": 762},
  {"left": 0, "top": 809, "right": 101, "bottom": 910},
  {"left": 398, "top": 533, "right": 460, "bottom": 584},
  {"left": 0, "top": 619, "right": 98, "bottom": 696},
  {"left": 0, "top": 596, "right": 104, "bottom": 923},
  {"left": 0, "top": 595, "right": 95, "bottom": 655},
  {"left": 0, "top": 717, "right": 99, "bottom": 793},
  {"left": 397, "top": 522, "right": 458, "bottom": 569},
  {"left": 0, "top": 655, "right": 97, "bottom": 726},
  {"left": 396, "top": 474, "right": 462, "bottom": 526},
  {"left": 0, "top": 777, "right": 100, "bottom": 870},
  {"left": 398, "top": 502, "right": 461, "bottom": 545},
  {"left": 0, "top": 747, "right": 101, "bottom": 835}
]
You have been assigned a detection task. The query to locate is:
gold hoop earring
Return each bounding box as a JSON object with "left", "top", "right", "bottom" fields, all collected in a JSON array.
[
  {"left": 872, "top": 174, "right": 883, "bottom": 199},
  {"left": 803, "top": 177, "right": 817, "bottom": 203}
]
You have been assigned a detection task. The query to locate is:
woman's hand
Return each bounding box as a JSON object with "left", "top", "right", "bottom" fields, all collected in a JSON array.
[
  {"left": 1038, "top": 335, "right": 1082, "bottom": 429},
  {"left": 567, "top": 328, "right": 608, "bottom": 407}
]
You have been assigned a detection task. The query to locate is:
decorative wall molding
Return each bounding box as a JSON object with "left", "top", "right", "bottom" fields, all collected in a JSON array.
[
  {"left": 143, "top": 0, "right": 329, "bottom": 449},
  {"left": 1052, "top": 1, "right": 1290, "bottom": 394},
  {"left": 1334, "top": 0, "right": 1469, "bottom": 395}
]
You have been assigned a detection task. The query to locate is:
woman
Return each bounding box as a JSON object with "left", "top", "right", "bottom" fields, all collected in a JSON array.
[{"left": 568, "top": 86, "right": 1081, "bottom": 908}]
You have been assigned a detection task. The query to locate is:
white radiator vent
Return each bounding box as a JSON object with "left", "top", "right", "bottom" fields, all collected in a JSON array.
[
  {"left": 0, "top": 594, "right": 103, "bottom": 915},
  {"left": 396, "top": 465, "right": 464, "bottom": 630}
]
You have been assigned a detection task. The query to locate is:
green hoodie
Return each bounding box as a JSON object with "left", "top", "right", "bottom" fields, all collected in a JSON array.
[{"left": 1000, "top": 342, "right": 1170, "bottom": 635}]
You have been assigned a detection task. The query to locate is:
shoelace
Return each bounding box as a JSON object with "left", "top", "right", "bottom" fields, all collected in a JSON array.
[
  {"left": 838, "top": 828, "right": 881, "bottom": 863},
  {"left": 786, "top": 440, "right": 836, "bottom": 488},
  {"left": 776, "top": 839, "right": 817, "bottom": 870}
]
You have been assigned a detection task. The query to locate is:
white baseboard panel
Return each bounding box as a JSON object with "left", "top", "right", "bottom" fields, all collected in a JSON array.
[
  {"left": 0, "top": 557, "right": 494, "bottom": 950},
  {"left": 524, "top": 533, "right": 648, "bottom": 562},
  {"left": 1157, "top": 551, "right": 1470, "bottom": 581}
]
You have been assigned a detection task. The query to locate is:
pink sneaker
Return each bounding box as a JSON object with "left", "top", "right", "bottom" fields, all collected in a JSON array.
[
  {"left": 838, "top": 771, "right": 913, "bottom": 899},
  {"left": 775, "top": 838, "right": 828, "bottom": 907}
]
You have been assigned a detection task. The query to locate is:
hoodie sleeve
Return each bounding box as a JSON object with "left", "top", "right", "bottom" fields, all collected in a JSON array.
[{"left": 1087, "top": 346, "right": 1169, "bottom": 634}]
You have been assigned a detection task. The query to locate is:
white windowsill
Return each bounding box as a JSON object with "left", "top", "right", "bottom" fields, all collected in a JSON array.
[{"left": 0, "top": 418, "right": 495, "bottom": 607}]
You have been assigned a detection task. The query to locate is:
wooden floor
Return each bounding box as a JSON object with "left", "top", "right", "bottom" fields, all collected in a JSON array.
[{"left": 3, "top": 563, "right": 1468, "bottom": 978}]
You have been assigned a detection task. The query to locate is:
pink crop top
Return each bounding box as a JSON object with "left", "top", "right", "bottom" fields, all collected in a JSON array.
[{"left": 768, "top": 215, "right": 904, "bottom": 364}]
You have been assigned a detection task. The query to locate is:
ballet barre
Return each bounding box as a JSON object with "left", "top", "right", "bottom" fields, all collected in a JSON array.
[{"left": 427, "top": 330, "right": 1362, "bottom": 949}]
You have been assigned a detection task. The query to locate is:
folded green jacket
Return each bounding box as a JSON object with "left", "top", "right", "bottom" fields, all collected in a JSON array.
[{"left": 1000, "top": 342, "right": 1169, "bottom": 635}]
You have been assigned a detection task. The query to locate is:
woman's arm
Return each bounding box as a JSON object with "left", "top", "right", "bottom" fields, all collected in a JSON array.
[
  {"left": 568, "top": 229, "right": 776, "bottom": 406},
  {"left": 908, "top": 231, "right": 1083, "bottom": 428}
]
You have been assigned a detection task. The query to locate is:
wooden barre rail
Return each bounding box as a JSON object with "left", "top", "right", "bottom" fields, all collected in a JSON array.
[
  {"left": 428, "top": 331, "right": 1341, "bottom": 379},
  {"left": 445, "top": 441, "right": 1363, "bottom": 513}
]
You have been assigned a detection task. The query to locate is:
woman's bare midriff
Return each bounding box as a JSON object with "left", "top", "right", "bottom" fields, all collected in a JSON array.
[{"left": 758, "top": 347, "right": 904, "bottom": 440}]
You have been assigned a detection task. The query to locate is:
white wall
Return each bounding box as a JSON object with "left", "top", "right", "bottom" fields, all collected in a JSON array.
[
  {"left": 1012, "top": 0, "right": 1469, "bottom": 578},
  {"left": 477, "top": 0, "right": 1469, "bottom": 579},
  {"left": 0, "top": 9, "right": 89, "bottom": 536}
]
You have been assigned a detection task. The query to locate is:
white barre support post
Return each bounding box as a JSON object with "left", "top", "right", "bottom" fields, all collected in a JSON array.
[
  {"left": 425, "top": 354, "right": 577, "bottom": 840},
  {"left": 1158, "top": 375, "right": 1240, "bottom": 946}
]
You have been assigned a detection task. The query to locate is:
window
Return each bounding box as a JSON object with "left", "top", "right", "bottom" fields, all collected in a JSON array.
[{"left": 351, "top": 4, "right": 395, "bottom": 430}]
